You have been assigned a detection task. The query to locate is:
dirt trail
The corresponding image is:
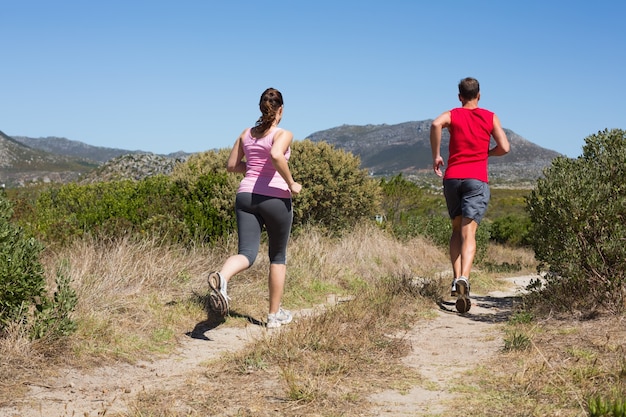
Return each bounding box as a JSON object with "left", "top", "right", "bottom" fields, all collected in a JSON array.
[
  {"left": 0, "top": 276, "right": 535, "bottom": 417},
  {"left": 370, "top": 275, "right": 536, "bottom": 416}
]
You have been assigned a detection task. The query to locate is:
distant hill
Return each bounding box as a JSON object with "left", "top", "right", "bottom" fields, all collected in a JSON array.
[
  {"left": 306, "top": 121, "right": 562, "bottom": 181},
  {"left": 0, "top": 130, "right": 98, "bottom": 187},
  {"left": 1, "top": 121, "right": 562, "bottom": 188},
  {"left": 12, "top": 136, "right": 143, "bottom": 163},
  {"left": 1, "top": 133, "right": 191, "bottom": 187},
  {"left": 12, "top": 136, "right": 191, "bottom": 163}
]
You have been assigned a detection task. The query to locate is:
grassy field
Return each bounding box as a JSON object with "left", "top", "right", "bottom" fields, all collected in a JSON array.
[{"left": 1, "top": 211, "right": 624, "bottom": 415}]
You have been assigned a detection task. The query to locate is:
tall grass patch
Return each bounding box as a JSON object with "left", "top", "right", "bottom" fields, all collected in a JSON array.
[
  {"left": 453, "top": 316, "right": 626, "bottom": 416},
  {"left": 127, "top": 271, "right": 432, "bottom": 416},
  {"left": 45, "top": 236, "right": 213, "bottom": 363}
]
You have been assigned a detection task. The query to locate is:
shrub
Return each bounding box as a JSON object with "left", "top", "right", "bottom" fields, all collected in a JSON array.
[
  {"left": 490, "top": 214, "right": 531, "bottom": 247},
  {"left": 177, "top": 171, "right": 237, "bottom": 241},
  {"left": 526, "top": 128, "right": 626, "bottom": 313},
  {"left": 26, "top": 141, "right": 381, "bottom": 245},
  {"left": 379, "top": 174, "right": 425, "bottom": 225},
  {"left": 30, "top": 262, "right": 78, "bottom": 339},
  {"left": 174, "top": 142, "right": 382, "bottom": 234},
  {"left": 0, "top": 192, "right": 76, "bottom": 339},
  {"left": 32, "top": 176, "right": 188, "bottom": 244},
  {"left": 285, "top": 140, "right": 382, "bottom": 232},
  {"left": 0, "top": 192, "right": 47, "bottom": 330}
]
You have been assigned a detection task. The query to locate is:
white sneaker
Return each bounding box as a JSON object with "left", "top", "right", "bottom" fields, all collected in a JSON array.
[
  {"left": 454, "top": 276, "right": 471, "bottom": 313},
  {"left": 208, "top": 272, "right": 230, "bottom": 316},
  {"left": 450, "top": 278, "right": 458, "bottom": 297},
  {"left": 266, "top": 308, "right": 293, "bottom": 329},
  {"left": 456, "top": 276, "right": 470, "bottom": 297}
]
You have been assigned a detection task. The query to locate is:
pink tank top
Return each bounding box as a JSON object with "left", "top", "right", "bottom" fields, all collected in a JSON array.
[
  {"left": 237, "top": 127, "right": 292, "bottom": 198},
  {"left": 444, "top": 107, "right": 494, "bottom": 182}
]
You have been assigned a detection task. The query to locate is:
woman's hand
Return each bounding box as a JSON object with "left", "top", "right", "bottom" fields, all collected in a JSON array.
[{"left": 289, "top": 181, "right": 302, "bottom": 195}]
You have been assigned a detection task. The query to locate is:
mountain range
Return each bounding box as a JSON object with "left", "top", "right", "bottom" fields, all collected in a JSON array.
[
  {"left": 0, "top": 122, "right": 561, "bottom": 187},
  {"left": 307, "top": 121, "right": 561, "bottom": 180}
]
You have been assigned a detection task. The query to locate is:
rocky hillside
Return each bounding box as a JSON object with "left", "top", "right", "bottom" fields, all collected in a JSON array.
[
  {"left": 12, "top": 136, "right": 143, "bottom": 163},
  {"left": 2, "top": 120, "right": 562, "bottom": 188},
  {"left": 306, "top": 121, "right": 561, "bottom": 181},
  {"left": 79, "top": 153, "right": 188, "bottom": 184},
  {"left": 0, "top": 130, "right": 98, "bottom": 187},
  {"left": 1, "top": 132, "right": 189, "bottom": 187}
]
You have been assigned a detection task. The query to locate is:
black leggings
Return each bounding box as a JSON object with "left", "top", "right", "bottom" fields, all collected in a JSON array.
[{"left": 235, "top": 192, "right": 293, "bottom": 266}]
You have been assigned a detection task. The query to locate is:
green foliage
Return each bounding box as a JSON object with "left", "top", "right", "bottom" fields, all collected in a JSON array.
[
  {"left": 289, "top": 140, "right": 381, "bottom": 231},
  {"left": 487, "top": 188, "right": 530, "bottom": 218},
  {"left": 177, "top": 172, "right": 237, "bottom": 240},
  {"left": 503, "top": 331, "right": 531, "bottom": 351},
  {"left": 490, "top": 214, "right": 531, "bottom": 247},
  {"left": 508, "top": 311, "right": 534, "bottom": 325},
  {"left": 171, "top": 148, "right": 239, "bottom": 240},
  {"left": 526, "top": 129, "right": 626, "bottom": 313},
  {"left": 32, "top": 176, "right": 188, "bottom": 244},
  {"left": 31, "top": 262, "right": 78, "bottom": 339},
  {"left": 21, "top": 142, "right": 380, "bottom": 245},
  {"left": 174, "top": 142, "right": 382, "bottom": 234},
  {"left": 0, "top": 192, "right": 47, "bottom": 330},
  {"left": 589, "top": 396, "right": 626, "bottom": 417},
  {"left": 379, "top": 174, "right": 425, "bottom": 224},
  {"left": 0, "top": 192, "right": 77, "bottom": 339}
]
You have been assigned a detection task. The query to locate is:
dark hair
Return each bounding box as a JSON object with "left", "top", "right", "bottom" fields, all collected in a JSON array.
[
  {"left": 254, "top": 88, "right": 284, "bottom": 133},
  {"left": 458, "top": 77, "right": 480, "bottom": 100}
]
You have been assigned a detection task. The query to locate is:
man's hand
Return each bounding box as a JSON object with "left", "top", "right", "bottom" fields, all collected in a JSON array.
[{"left": 433, "top": 156, "right": 444, "bottom": 177}]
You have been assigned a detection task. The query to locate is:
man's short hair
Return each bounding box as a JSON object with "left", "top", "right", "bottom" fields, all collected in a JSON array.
[{"left": 458, "top": 77, "right": 480, "bottom": 100}]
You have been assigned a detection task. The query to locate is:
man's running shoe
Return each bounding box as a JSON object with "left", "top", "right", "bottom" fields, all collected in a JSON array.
[
  {"left": 266, "top": 308, "right": 293, "bottom": 329},
  {"left": 455, "top": 276, "right": 471, "bottom": 313},
  {"left": 456, "top": 276, "right": 470, "bottom": 297},
  {"left": 450, "top": 278, "right": 458, "bottom": 297},
  {"left": 208, "top": 271, "right": 230, "bottom": 316}
]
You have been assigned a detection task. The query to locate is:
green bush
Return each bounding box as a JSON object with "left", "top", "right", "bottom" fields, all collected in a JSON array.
[
  {"left": 30, "top": 262, "right": 78, "bottom": 339},
  {"left": 24, "top": 141, "right": 380, "bottom": 245},
  {"left": 32, "top": 176, "right": 188, "bottom": 244},
  {"left": 490, "top": 214, "right": 531, "bottom": 247},
  {"left": 0, "top": 192, "right": 76, "bottom": 339},
  {"left": 177, "top": 171, "right": 237, "bottom": 241},
  {"left": 286, "top": 140, "right": 381, "bottom": 232},
  {"left": 0, "top": 192, "right": 47, "bottom": 330},
  {"left": 175, "top": 142, "right": 382, "bottom": 233},
  {"left": 526, "top": 128, "right": 626, "bottom": 313},
  {"left": 379, "top": 174, "right": 425, "bottom": 225}
]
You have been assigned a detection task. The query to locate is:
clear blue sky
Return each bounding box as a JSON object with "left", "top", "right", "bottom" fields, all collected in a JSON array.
[{"left": 2, "top": 1, "right": 624, "bottom": 158}]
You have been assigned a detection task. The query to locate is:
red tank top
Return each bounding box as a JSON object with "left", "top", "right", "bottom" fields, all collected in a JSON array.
[{"left": 444, "top": 107, "right": 494, "bottom": 182}]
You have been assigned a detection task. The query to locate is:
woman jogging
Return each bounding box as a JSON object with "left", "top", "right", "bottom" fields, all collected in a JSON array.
[{"left": 208, "top": 87, "right": 302, "bottom": 328}]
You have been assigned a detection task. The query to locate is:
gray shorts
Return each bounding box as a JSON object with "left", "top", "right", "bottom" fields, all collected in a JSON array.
[{"left": 443, "top": 179, "right": 490, "bottom": 224}]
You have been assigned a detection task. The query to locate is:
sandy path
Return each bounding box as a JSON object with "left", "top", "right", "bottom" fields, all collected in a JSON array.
[
  {"left": 0, "top": 276, "right": 535, "bottom": 417},
  {"left": 370, "top": 275, "right": 536, "bottom": 416}
]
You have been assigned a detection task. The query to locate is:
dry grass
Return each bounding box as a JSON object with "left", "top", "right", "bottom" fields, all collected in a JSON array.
[
  {"left": 4, "top": 221, "right": 622, "bottom": 416},
  {"left": 42, "top": 236, "right": 219, "bottom": 363},
  {"left": 451, "top": 315, "right": 626, "bottom": 417},
  {"left": 121, "top": 223, "right": 444, "bottom": 416},
  {"left": 0, "top": 223, "right": 449, "bottom": 411},
  {"left": 145, "top": 283, "right": 427, "bottom": 416}
]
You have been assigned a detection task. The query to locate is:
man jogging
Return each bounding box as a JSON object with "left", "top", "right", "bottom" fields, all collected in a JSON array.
[{"left": 430, "top": 77, "right": 510, "bottom": 312}]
